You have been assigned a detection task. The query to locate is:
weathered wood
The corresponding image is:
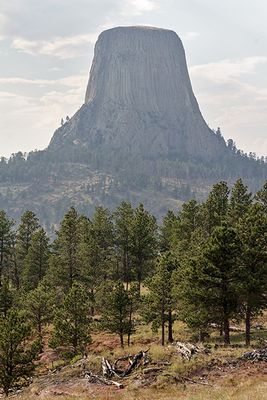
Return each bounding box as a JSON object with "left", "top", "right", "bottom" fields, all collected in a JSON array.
[
  {"left": 173, "top": 342, "right": 209, "bottom": 360},
  {"left": 241, "top": 347, "right": 267, "bottom": 362},
  {"left": 101, "top": 350, "right": 150, "bottom": 381},
  {"left": 85, "top": 371, "right": 124, "bottom": 389}
]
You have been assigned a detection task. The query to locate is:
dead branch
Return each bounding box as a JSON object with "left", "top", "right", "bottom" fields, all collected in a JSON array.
[
  {"left": 85, "top": 371, "right": 123, "bottom": 389},
  {"left": 173, "top": 342, "right": 208, "bottom": 360}
]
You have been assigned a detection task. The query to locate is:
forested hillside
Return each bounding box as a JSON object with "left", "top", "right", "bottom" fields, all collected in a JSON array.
[
  {"left": 0, "top": 130, "right": 266, "bottom": 233},
  {"left": 0, "top": 178, "right": 266, "bottom": 396}
]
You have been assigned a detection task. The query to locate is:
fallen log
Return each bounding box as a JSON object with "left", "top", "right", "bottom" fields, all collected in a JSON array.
[
  {"left": 240, "top": 347, "right": 267, "bottom": 362},
  {"left": 85, "top": 371, "right": 124, "bottom": 389},
  {"left": 102, "top": 350, "right": 150, "bottom": 378},
  {"left": 173, "top": 342, "right": 209, "bottom": 360}
]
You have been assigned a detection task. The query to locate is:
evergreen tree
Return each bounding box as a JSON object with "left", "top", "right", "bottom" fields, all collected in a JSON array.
[
  {"left": 49, "top": 207, "right": 82, "bottom": 290},
  {"left": 228, "top": 178, "right": 252, "bottom": 224},
  {"left": 182, "top": 225, "right": 240, "bottom": 344},
  {"left": 160, "top": 210, "right": 177, "bottom": 253},
  {"left": 203, "top": 181, "right": 229, "bottom": 235},
  {"left": 255, "top": 181, "right": 267, "bottom": 211},
  {"left": 79, "top": 217, "right": 103, "bottom": 315},
  {"left": 0, "top": 211, "right": 14, "bottom": 286},
  {"left": 171, "top": 200, "right": 202, "bottom": 259},
  {"left": 113, "top": 201, "right": 134, "bottom": 288},
  {"left": 101, "top": 282, "right": 131, "bottom": 348},
  {"left": 16, "top": 211, "right": 39, "bottom": 288},
  {"left": 237, "top": 204, "right": 267, "bottom": 345},
  {"left": 50, "top": 282, "right": 91, "bottom": 354},
  {"left": 143, "top": 254, "right": 177, "bottom": 345},
  {"left": 0, "top": 309, "right": 38, "bottom": 396},
  {"left": 0, "top": 279, "right": 13, "bottom": 317},
  {"left": 22, "top": 228, "right": 50, "bottom": 292},
  {"left": 130, "top": 204, "right": 158, "bottom": 292},
  {"left": 91, "top": 206, "right": 114, "bottom": 280},
  {"left": 24, "top": 284, "right": 54, "bottom": 340},
  {"left": 127, "top": 282, "right": 140, "bottom": 346}
]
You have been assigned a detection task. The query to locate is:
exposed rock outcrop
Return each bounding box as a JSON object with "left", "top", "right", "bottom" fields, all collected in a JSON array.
[{"left": 49, "top": 26, "right": 225, "bottom": 162}]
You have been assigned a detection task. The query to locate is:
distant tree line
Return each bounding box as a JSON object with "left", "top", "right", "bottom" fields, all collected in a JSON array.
[{"left": 0, "top": 178, "right": 267, "bottom": 394}]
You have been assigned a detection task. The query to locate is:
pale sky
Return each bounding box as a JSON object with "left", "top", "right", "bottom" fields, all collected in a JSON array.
[{"left": 0, "top": 0, "right": 267, "bottom": 158}]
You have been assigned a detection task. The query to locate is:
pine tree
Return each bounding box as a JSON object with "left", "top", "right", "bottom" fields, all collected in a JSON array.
[
  {"left": 237, "top": 204, "right": 267, "bottom": 345},
  {"left": 228, "top": 178, "right": 252, "bottom": 224},
  {"left": 0, "top": 211, "right": 14, "bottom": 286},
  {"left": 255, "top": 181, "right": 267, "bottom": 211},
  {"left": 49, "top": 207, "right": 82, "bottom": 290},
  {"left": 130, "top": 204, "right": 158, "bottom": 292},
  {"left": 113, "top": 201, "right": 134, "bottom": 288},
  {"left": 79, "top": 217, "right": 103, "bottom": 315},
  {"left": 91, "top": 206, "right": 114, "bottom": 280},
  {"left": 50, "top": 282, "right": 91, "bottom": 354},
  {"left": 143, "top": 254, "right": 177, "bottom": 345},
  {"left": 127, "top": 282, "right": 140, "bottom": 346},
  {"left": 0, "top": 309, "right": 38, "bottom": 396},
  {"left": 203, "top": 181, "right": 229, "bottom": 235},
  {"left": 0, "top": 279, "right": 13, "bottom": 317},
  {"left": 22, "top": 228, "right": 50, "bottom": 292},
  {"left": 16, "top": 211, "right": 40, "bottom": 288},
  {"left": 101, "top": 282, "right": 131, "bottom": 348},
  {"left": 171, "top": 199, "right": 202, "bottom": 259},
  {"left": 160, "top": 210, "right": 177, "bottom": 253},
  {"left": 182, "top": 225, "right": 240, "bottom": 344},
  {"left": 24, "top": 284, "right": 54, "bottom": 340}
]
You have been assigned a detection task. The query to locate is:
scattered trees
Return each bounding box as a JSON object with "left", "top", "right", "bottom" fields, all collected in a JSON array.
[{"left": 0, "top": 178, "right": 266, "bottom": 394}]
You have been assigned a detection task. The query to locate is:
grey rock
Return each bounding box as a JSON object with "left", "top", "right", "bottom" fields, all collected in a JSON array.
[{"left": 49, "top": 26, "right": 225, "bottom": 162}]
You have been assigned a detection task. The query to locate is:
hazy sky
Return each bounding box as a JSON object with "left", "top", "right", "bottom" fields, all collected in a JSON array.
[{"left": 0, "top": 0, "right": 267, "bottom": 158}]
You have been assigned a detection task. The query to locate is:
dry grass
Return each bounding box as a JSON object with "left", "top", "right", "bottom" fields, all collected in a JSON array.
[
  {"left": 5, "top": 314, "right": 266, "bottom": 400},
  {"left": 15, "top": 375, "right": 267, "bottom": 400}
]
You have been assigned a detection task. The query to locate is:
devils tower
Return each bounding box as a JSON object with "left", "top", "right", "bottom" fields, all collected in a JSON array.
[
  {"left": 0, "top": 26, "right": 265, "bottom": 229},
  {"left": 49, "top": 26, "right": 225, "bottom": 163}
]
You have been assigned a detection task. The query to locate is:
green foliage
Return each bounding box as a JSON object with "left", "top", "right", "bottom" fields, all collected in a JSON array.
[
  {"left": 0, "top": 279, "right": 13, "bottom": 317},
  {"left": 49, "top": 207, "right": 82, "bottom": 290},
  {"left": 0, "top": 309, "right": 39, "bottom": 396},
  {"left": 203, "top": 181, "right": 229, "bottom": 234},
  {"left": 0, "top": 210, "right": 14, "bottom": 285},
  {"left": 143, "top": 254, "right": 177, "bottom": 345},
  {"left": 16, "top": 211, "right": 40, "bottom": 289},
  {"left": 113, "top": 201, "right": 134, "bottom": 286},
  {"left": 50, "top": 282, "right": 91, "bottom": 354},
  {"left": 22, "top": 228, "right": 50, "bottom": 292},
  {"left": 24, "top": 284, "right": 54, "bottom": 338},
  {"left": 228, "top": 178, "right": 252, "bottom": 224},
  {"left": 0, "top": 177, "right": 266, "bottom": 361},
  {"left": 101, "top": 281, "right": 132, "bottom": 347},
  {"left": 236, "top": 204, "right": 267, "bottom": 344},
  {"left": 130, "top": 204, "right": 158, "bottom": 290},
  {"left": 181, "top": 225, "right": 240, "bottom": 344},
  {"left": 255, "top": 181, "right": 267, "bottom": 211}
]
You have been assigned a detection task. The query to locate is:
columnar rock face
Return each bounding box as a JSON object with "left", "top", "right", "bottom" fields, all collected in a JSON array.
[{"left": 49, "top": 26, "right": 225, "bottom": 162}]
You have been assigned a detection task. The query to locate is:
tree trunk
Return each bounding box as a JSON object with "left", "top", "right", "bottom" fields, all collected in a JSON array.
[
  {"left": 223, "top": 316, "right": 230, "bottom": 344},
  {"left": 245, "top": 304, "right": 251, "bottom": 346},
  {"left": 161, "top": 299, "right": 165, "bottom": 346},
  {"left": 119, "top": 332, "right": 124, "bottom": 348},
  {"left": 167, "top": 309, "right": 173, "bottom": 343},
  {"left": 127, "top": 302, "right": 133, "bottom": 346},
  {"left": 199, "top": 330, "right": 206, "bottom": 342},
  {"left": 90, "top": 289, "right": 95, "bottom": 316}
]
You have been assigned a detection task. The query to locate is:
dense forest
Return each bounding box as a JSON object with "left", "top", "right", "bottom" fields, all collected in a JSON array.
[{"left": 0, "top": 178, "right": 266, "bottom": 395}]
